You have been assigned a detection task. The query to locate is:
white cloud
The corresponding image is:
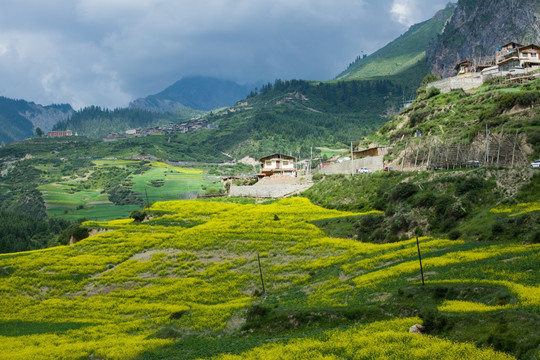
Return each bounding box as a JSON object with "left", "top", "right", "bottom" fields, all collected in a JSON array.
[{"left": 391, "top": 0, "right": 418, "bottom": 26}]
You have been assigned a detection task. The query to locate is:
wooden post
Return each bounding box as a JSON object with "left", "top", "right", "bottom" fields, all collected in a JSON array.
[
  {"left": 511, "top": 130, "right": 518, "bottom": 168},
  {"left": 497, "top": 127, "right": 504, "bottom": 166},
  {"left": 257, "top": 254, "right": 265, "bottom": 294},
  {"left": 414, "top": 140, "right": 420, "bottom": 168},
  {"left": 416, "top": 236, "right": 425, "bottom": 286},
  {"left": 351, "top": 141, "right": 354, "bottom": 175},
  {"left": 401, "top": 141, "right": 408, "bottom": 171},
  {"left": 456, "top": 143, "right": 461, "bottom": 169},
  {"left": 433, "top": 136, "right": 439, "bottom": 170},
  {"left": 426, "top": 138, "right": 433, "bottom": 169},
  {"left": 485, "top": 123, "right": 489, "bottom": 165}
]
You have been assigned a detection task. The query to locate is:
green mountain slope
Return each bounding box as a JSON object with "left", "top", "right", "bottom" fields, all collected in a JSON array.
[
  {"left": 337, "top": 3, "right": 456, "bottom": 82},
  {"left": 201, "top": 78, "right": 404, "bottom": 159},
  {"left": 370, "top": 77, "right": 540, "bottom": 167},
  {"left": 0, "top": 198, "right": 538, "bottom": 359},
  {"left": 53, "top": 106, "right": 206, "bottom": 138},
  {"left": 36, "top": 78, "right": 405, "bottom": 161}
]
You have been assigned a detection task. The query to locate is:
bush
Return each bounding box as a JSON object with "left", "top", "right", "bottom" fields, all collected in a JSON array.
[
  {"left": 448, "top": 228, "right": 461, "bottom": 240},
  {"left": 456, "top": 176, "right": 486, "bottom": 196},
  {"left": 130, "top": 210, "right": 146, "bottom": 222},
  {"left": 413, "top": 191, "right": 437, "bottom": 207},
  {"left": 419, "top": 308, "right": 452, "bottom": 334},
  {"left": 389, "top": 206, "right": 412, "bottom": 233},
  {"left": 390, "top": 183, "right": 418, "bottom": 202},
  {"left": 426, "top": 86, "right": 441, "bottom": 99}
]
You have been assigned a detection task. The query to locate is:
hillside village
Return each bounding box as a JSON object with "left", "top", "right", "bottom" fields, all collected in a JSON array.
[{"left": 426, "top": 42, "right": 540, "bottom": 93}]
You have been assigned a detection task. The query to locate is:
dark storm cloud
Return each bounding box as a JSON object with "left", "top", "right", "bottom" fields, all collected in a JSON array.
[{"left": 0, "top": 0, "right": 449, "bottom": 109}]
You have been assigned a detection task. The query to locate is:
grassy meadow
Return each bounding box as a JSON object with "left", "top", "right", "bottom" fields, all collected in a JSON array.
[
  {"left": 38, "top": 160, "right": 222, "bottom": 221},
  {"left": 0, "top": 197, "right": 538, "bottom": 359}
]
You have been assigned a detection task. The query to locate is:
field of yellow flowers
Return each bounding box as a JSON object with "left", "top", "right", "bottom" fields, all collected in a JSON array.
[{"left": 0, "top": 197, "right": 538, "bottom": 359}]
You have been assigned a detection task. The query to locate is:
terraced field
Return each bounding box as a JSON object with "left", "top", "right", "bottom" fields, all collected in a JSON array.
[{"left": 0, "top": 198, "right": 538, "bottom": 359}]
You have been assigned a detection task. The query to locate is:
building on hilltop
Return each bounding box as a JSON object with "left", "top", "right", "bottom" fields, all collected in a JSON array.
[
  {"left": 427, "top": 42, "right": 540, "bottom": 93},
  {"left": 496, "top": 43, "right": 540, "bottom": 72},
  {"left": 48, "top": 130, "right": 73, "bottom": 137},
  {"left": 258, "top": 153, "right": 296, "bottom": 177},
  {"left": 454, "top": 60, "right": 475, "bottom": 75}
]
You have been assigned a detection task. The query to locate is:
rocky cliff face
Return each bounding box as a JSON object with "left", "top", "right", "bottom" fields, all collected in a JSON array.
[
  {"left": 0, "top": 97, "right": 74, "bottom": 144},
  {"left": 427, "top": 0, "right": 540, "bottom": 77},
  {"left": 22, "top": 103, "right": 74, "bottom": 133}
]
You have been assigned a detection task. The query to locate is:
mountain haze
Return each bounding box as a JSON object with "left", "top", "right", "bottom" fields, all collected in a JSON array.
[{"left": 129, "top": 76, "right": 255, "bottom": 112}]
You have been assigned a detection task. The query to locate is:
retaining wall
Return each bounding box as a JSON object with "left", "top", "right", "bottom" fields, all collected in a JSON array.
[
  {"left": 320, "top": 156, "right": 384, "bottom": 175},
  {"left": 426, "top": 76, "right": 484, "bottom": 93},
  {"left": 229, "top": 183, "right": 313, "bottom": 198}
]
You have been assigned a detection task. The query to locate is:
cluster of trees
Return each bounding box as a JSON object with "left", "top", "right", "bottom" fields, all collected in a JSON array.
[{"left": 0, "top": 210, "right": 74, "bottom": 253}]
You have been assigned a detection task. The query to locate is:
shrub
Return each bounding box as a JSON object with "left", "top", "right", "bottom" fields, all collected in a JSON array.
[
  {"left": 130, "top": 210, "right": 146, "bottom": 222},
  {"left": 448, "top": 228, "right": 461, "bottom": 240},
  {"left": 413, "top": 191, "right": 437, "bottom": 207},
  {"left": 456, "top": 177, "right": 486, "bottom": 196},
  {"left": 419, "top": 308, "right": 452, "bottom": 334},
  {"left": 389, "top": 206, "right": 412, "bottom": 233},
  {"left": 426, "top": 86, "right": 441, "bottom": 99},
  {"left": 390, "top": 183, "right": 418, "bottom": 202}
]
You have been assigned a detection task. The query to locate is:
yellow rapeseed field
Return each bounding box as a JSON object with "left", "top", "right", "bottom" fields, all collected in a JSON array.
[{"left": 0, "top": 197, "right": 537, "bottom": 359}]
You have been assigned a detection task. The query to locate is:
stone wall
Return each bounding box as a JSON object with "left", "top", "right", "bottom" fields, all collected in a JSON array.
[
  {"left": 229, "top": 183, "right": 313, "bottom": 198},
  {"left": 320, "top": 156, "right": 384, "bottom": 175},
  {"left": 426, "top": 75, "right": 484, "bottom": 93}
]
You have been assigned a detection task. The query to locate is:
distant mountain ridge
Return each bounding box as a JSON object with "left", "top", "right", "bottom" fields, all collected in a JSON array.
[
  {"left": 129, "top": 76, "right": 256, "bottom": 112},
  {"left": 0, "top": 97, "right": 74, "bottom": 144}
]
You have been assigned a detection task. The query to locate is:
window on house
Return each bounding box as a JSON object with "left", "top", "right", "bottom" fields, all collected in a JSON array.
[
  {"left": 265, "top": 161, "right": 272, "bottom": 166},
  {"left": 283, "top": 161, "right": 289, "bottom": 166}
]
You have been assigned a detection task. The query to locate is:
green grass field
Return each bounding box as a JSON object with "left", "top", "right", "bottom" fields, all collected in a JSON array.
[
  {"left": 130, "top": 163, "right": 222, "bottom": 204},
  {"left": 39, "top": 160, "right": 223, "bottom": 221}
]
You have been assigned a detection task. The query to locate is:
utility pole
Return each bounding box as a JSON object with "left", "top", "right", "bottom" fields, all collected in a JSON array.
[
  {"left": 351, "top": 141, "right": 354, "bottom": 175},
  {"left": 416, "top": 236, "right": 425, "bottom": 286},
  {"left": 485, "top": 123, "right": 489, "bottom": 165},
  {"left": 310, "top": 146, "right": 313, "bottom": 176},
  {"left": 257, "top": 254, "right": 265, "bottom": 294}
]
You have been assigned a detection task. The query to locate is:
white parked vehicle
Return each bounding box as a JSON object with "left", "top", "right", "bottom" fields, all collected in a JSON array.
[
  {"left": 357, "top": 167, "right": 372, "bottom": 174},
  {"left": 531, "top": 160, "right": 540, "bottom": 168}
]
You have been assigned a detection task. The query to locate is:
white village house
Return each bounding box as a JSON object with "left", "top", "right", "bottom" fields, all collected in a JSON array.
[{"left": 259, "top": 153, "right": 296, "bottom": 177}]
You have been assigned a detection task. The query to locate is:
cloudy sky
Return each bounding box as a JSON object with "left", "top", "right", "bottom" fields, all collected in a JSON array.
[{"left": 0, "top": 0, "right": 449, "bottom": 109}]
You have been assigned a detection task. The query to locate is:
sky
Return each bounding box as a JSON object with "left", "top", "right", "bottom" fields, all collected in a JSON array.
[{"left": 0, "top": 0, "right": 450, "bottom": 109}]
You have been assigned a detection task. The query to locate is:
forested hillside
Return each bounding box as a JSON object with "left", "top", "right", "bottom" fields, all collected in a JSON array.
[
  {"left": 53, "top": 106, "right": 205, "bottom": 138},
  {"left": 199, "top": 78, "right": 405, "bottom": 159},
  {"left": 42, "top": 78, "right": 405, "bottom": 160}
]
